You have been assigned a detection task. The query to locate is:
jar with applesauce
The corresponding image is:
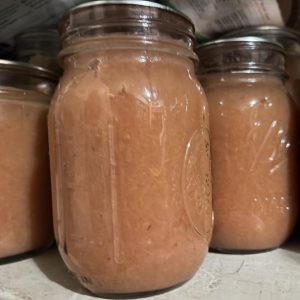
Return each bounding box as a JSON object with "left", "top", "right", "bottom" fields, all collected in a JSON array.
[
  {"left": 0, "top": 60, "right": 57, "bottom": 260},
  {"left": 224, "top": 26, "right": 300, "bottom": 106},
  {"left": 197, "top": 37, "right": 299, "bottom": 253},
  {"left": 48, "top": 0, "right": 212, "bottom": 296}
]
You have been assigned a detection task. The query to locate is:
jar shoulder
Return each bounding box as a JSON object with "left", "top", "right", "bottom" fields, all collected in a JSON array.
[
  {"left": 202, "top": 74, "right": 291, "bottom": 111},
  {"left": 53, "top": 57, "right": 207, "bottom": 113}
]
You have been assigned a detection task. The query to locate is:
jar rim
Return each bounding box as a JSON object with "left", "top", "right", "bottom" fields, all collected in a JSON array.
[
  {"left": 0, "top": 59, "right": 58, "bottom": 82},
  {"left": 59, "top": 0, "right": 195, "bottom": 47},
  {"left": 196, "top": 37, "right": 286, "bottom": 78},
  {"left": 70, "top": 0, "right": 191, "bottom": 21},
  {"left": 223, "top": 26, "right": 300, "bottom": 40},
  {"left": 15, "top": 28, "right": 59, "bottom": 40},
  {"left": 196, "top": 36, "right": 284, "bottom": 53},
  {"left": 222, "top": 26, "right": 300, "bottom": 54}
]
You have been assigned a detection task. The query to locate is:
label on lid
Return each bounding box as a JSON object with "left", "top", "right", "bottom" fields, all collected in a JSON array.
[
  {"left": 161, "top": 0, "right": 284, "bottom": 40},
  {"left": 0, "top": 0, "right": 291, "bottom": 44}
]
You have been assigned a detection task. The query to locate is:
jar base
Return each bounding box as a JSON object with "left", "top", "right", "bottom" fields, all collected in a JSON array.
[
  {"left": 82, "top": 279, "right": 188, "bottom": 299},
  {"left": 0, "top": 241, "right": 55, "bottom": 264},
  {"left": 210, "top": 246, "right": 278, "bottom": 255}
]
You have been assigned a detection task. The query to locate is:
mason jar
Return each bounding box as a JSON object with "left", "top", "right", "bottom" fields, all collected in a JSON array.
[
  {"left": 15, "top": 28, "right": 61, "bottom": 74},
  {"left": 48, "top": 0, "right": 213, "bottom": 295},
  {"left": 0, "top": 60, "right": 57, "bottom": 260},
  {"left": 224, "top": 26, "right": 300, "bottom": 106},
  {"left": 196, "top": 37, "right": 299, "bottom": 253}
]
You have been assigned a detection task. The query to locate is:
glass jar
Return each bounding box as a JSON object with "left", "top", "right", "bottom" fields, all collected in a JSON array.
[
  {"left": 0, "top": 43, "right": 15, "bottom": 60},
  {"left": 15, "top": 28, "right": 61, "bottom": 74},
  {"left": 48, "top": 0, "right": 212, "bottom": 296},
  {"left": 224, "top": 26, "right": 300, "bottom": 106},
  {"left": 197, "top": 37, "right": 300, "bottom": 253},
  {"left": 0, "top": 60, "right": 57, "bottom": 260}
]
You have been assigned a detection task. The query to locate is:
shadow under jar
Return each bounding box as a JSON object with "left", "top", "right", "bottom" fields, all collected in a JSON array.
[
  {"left": 196, "top": 37, "right": 300, "bottom": 254},
  {"left": 48, "top": 0, "right": 212, "bottom": 296},
  {"left": 0, "top": 60, "right": 57, "bottom": 260}
]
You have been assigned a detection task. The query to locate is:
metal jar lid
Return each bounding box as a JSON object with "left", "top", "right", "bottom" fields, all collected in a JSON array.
[
  {"left": 60, "top": 0, "right": 195, "bottom": 44},
  {"left": 223, "top": 26, "right": 300, "bottom": 54}
]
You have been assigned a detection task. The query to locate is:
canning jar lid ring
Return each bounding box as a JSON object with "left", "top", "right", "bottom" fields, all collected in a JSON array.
[
  {"left": 69, "top": 0, "right": 193, "bottom": 24},
  {"left": 222, "top": 26, "right": 300, "bottom": 54},
  {"left": 223, "top": 26, "right": 300, "bottom": 40},
  {"left": 196, "top": 36, "right": 284, "bottom": 53},
  {"left": 60, "top": 0, "right": 195, "bottom": 42},
  {"left": 203, "top": 69, "right": 288, "bottom": 79},
  {"left": 15, "top": 28, "right": 59, "bottom": 39},
  {"left": 0, "top": 59, "right": 58, "bottom": 82},
  {"left": 196, "top": 37, "right": 286, "bottom": 78}
]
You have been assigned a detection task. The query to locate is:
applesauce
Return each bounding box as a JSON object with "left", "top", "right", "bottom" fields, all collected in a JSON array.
[
  {"left": 48, "top": 1, "right": 212, "bottom": 295},
  {"left": 0, "top": 60, "right": 57, "bottom": 259},
  {"left": 197, "top": 37, "right": 299, "bottom": 253}
]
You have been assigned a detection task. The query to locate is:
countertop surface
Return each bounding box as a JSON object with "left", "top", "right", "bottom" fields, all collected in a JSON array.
[{"left": 0, "top": 242, "right": 300, "bottom": 300}]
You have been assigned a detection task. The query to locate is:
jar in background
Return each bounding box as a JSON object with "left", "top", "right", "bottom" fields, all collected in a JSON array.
[
  {"left": 0, "top": 43, "right": 15, "bottom": 60},
  {"left": 197, "top": 37, "right": 299, "bottom": 253},
  {"left": 224, "top": 26, "right": 300, "bottom": 106},
  {"left": 0, "top": 60, "right": 57, "bottom": 259},
  {"left": 48, "top": 0, "right": 212, "bottom": 295},
  {"left": 15, "top": 28, "right": 61, "bottom": 74}
]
